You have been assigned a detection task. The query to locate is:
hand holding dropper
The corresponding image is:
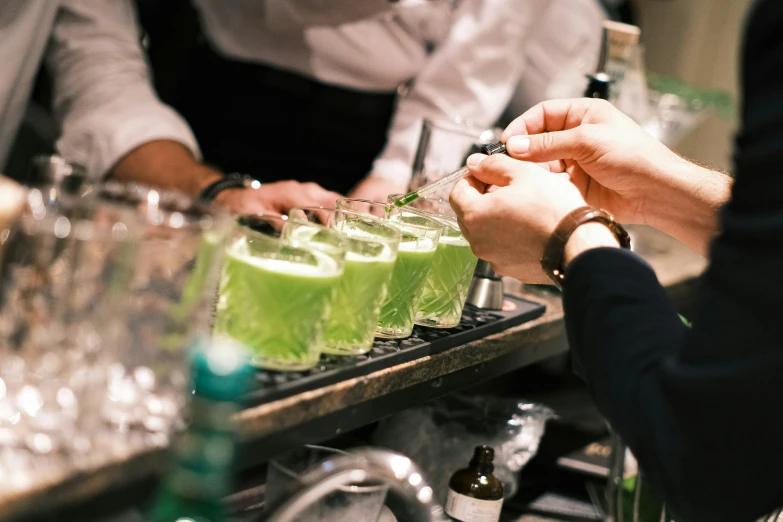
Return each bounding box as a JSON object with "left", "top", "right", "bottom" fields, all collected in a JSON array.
[{"left": 392, "top": 141, "right": 509, "bottom": 208}]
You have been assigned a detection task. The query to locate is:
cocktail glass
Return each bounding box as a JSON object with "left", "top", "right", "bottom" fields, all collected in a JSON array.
[
  {"left": 389, "top": 195, "right": 478, "bottom": 328},
  {"left": 336, "top": 199, "right": 442, "bottom": 339},
  {"left": 96, "top": 182, "right": 231, "bottom": 445},
  {"left": 289, "top": 208, "right": 400, "bottom": 355},
  {"left": 0, "top": 187, "right": 140, "bottom": 476},
  {"left": 214, "top": 215, "right": 345, "bottom": 371}
]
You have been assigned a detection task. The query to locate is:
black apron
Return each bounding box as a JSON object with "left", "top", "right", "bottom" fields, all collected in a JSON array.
[{"left": 166, "top": 41, "right": 398, "bottom": 195}]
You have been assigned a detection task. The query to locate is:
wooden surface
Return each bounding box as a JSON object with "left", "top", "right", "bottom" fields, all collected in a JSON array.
[{"left": 0, "top": 226, "right": 707, "bottom": 522}]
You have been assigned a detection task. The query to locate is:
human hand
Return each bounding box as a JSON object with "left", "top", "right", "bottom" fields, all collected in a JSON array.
[
  {"left": 502, "top": 98, "right": 696, "bottom": 225},
  {"left": 216, "top": 180, "right": 343, "bottom": 215},
  {"left": 348, "top": 176, "right": 408, "bottom": 204},
  {"left": 450, "top": 154, "right": 619, "bottom": 284}
]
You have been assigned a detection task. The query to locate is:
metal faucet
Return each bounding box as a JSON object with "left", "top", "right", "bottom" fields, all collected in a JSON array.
[{"left": 259, "top": 448, "right": 449, "bottom": 522}]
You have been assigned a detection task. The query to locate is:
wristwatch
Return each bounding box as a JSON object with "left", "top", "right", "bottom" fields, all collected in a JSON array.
[
  {"left": 540, "top": 206, "right": 631, "bottom": 289},
  {"left": 198, "top": 173, "right": 260, "bottom": 203}
]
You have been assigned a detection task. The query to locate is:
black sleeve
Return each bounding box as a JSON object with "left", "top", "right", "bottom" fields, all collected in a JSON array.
[{"left": 562, "top": 2, "right": 783, "bottom": 521}]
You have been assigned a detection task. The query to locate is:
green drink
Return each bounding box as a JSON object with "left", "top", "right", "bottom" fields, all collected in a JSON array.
[
  {"left": 289, "top": 208, "right": 401, "bottom": 355},
  {"left": 325, "top": 252, "right": 395, "bottom": 354},
  {"left": 215, "top": 218, "right": 345, "bottom": 371},
  {"left": 386, "top": 196, "right": 479, "bottom": 328},
  {"left": 335, "top": 199, "right": 442, "bottom": 339},
  {"left": 415, "top": 233, "right": 478, "bottom": 328},
  {"left": 377, "top": 239, "right": 437, "bottom": 337}
]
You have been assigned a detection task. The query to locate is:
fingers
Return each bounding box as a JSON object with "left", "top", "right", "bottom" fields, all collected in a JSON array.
[
  {"left": 503, "top": 127, "right": 599, "bottom": 165},
  {"left": 466, "top": 153, "right": 542, "bottom": 187},
  {"left": 449, "top": 175, "right": 485, "bottom": 220},
  {"left": 502, "top": 98, "right": 610, "bottom": 141}
]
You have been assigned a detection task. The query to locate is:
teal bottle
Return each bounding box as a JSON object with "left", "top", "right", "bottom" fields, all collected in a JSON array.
[{"left": 148, "top": 340, "right": 252, "bottom": 522}]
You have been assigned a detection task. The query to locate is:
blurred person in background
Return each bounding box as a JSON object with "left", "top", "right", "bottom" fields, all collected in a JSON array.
[
  {"left": 131, "top": 0, "right": 549, "bottom": 202},
  {"left": 0, "top": 0, "right": 341, "bottom": 215},
  {"left": 502, "top": 0, "right": 606, "bottom": 121},
  {"left": 450, "top": 0, "right": 783, "bottom": 518}
]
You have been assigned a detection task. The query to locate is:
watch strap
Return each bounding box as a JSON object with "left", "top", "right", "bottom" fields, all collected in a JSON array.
[
  {"left": 540, "top": 206, "right": 631, "bottom": 288},
  {"left": 198, "top": 173, "right": 256, "bottom": 203}
]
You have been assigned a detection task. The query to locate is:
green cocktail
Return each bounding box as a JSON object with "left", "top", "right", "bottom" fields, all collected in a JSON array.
[
  {"left": 214, "top": 219, "right": 344, "bottom": 371},
  {"left": 335, "top": 199, "right": 443, "bottom": 339},
  {"left": 415, "top": 231, "right": 478, "bottom": 328},
  {"left": 325, "top": 252, "right": 395, "bottom": 353},
  {"left": 376, "top": 239, "right": 437, "bottom": 337},
  {"left": 289, "top": 208, "right": 401, "bottom": 355},
  {"left": 386, "top": 195, "right": 479, "bottom": 328}
]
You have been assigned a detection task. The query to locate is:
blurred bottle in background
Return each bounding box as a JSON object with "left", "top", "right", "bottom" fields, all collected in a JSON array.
[{"left": 147, "top": 340, "right": 252, "bottom": 522}]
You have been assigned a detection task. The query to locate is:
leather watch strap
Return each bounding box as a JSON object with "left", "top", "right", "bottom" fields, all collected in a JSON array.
[{"left": 540, "top": 206, "right": 631, "bottom": 289}]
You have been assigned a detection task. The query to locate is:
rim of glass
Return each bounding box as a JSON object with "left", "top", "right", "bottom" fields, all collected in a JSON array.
[
  {"left": 289, "top": 206, "right": 402, "bottom": 246},
  {"left": 17, "top": 187, "right": 141, "bottom": 243},
  {"left": 270, "top": 445, "right": 388, "bottom": 493},
  {"left": 389, "top": 200, "right": 461, "bottom": 236},
  {"left": 423, "top": 117, "right": 502, "bottom": 142},
  {"left": 336, "top": 198, "right": 443, "bottom": 237},
  {"left": 99, "top": 180, "right": 226, "bottom": 231}
]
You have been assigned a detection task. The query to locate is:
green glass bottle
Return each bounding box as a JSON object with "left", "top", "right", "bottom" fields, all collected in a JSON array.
[
  {"left": 445, "top": 446, "right": 505, "bottom": 522},
  {"left": 147, "top": 339, "right": 252, "bottom": 522}
]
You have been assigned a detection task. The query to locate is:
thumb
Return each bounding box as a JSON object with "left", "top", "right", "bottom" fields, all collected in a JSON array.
[
  {"left": 466, "top": 153, "right": 533, "bottom": 187},
  {"left": 505, "top": 127, "right": 597, "bottom": 164}
]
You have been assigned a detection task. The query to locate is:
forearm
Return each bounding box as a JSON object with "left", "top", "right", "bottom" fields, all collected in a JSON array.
[
  {"left": 645, "top": 157, "right": 732, "bottom": 256},
  {"left": 110, "top": 140, "right": 221, "bottom": 198}
]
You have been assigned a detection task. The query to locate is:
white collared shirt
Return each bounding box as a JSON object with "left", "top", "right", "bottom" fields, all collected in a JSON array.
[{"left": 2, "top": 0, "right": 550, "bottom": 184}]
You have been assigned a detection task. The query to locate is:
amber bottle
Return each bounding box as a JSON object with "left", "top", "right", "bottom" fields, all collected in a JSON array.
[{"left": 445, "top": 445, "right": 504, "bottom": 522}]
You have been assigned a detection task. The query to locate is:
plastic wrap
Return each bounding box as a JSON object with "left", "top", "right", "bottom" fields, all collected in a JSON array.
[{"left": 372, "top": 394, "right": 555, "bottom": 502}]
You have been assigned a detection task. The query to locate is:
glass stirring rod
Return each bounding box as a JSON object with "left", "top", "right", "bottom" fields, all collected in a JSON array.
[{"left": 393, "top": 141, "right": 508, "bottom": 208}]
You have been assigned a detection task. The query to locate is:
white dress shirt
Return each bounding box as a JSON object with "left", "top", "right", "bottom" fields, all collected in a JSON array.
[
  {"left": 0, "top": 0, "right": 198, "bottom": 178},
  {"left": 3, "top": 0, "right": 550, "bottom": 185},
  {"left": 194, "top": 0, "right": 550, "bottom": 183},
  {"left": 0, "top": 1, "right": 57, "bottom": 171}
]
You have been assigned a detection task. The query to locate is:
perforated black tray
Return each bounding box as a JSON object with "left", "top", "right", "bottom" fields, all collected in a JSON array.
[{"left": 244, "top": 295, "right": 545, "bottom": 406}]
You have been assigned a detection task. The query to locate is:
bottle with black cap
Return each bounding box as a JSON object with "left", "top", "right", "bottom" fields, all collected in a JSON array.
[
  {"left": 445, "top": 445, "right": 505, "bottom": 522},
  {"left": 584, "top": 25, "right": 613, "bottom": 101}
]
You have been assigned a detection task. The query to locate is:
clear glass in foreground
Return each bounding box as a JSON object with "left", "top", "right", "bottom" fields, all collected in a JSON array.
[
  {"left": 389, "top": 195, "right": 478, "bottom": 329},
  {"left": 336, "top": 199, "right": 442, "bottom": 339},
  {"left": 289, "top": 208, "right": 400, "bottom": 355},
  {"left": 214, "top": 215, "right": 345, "bottom": 371}
]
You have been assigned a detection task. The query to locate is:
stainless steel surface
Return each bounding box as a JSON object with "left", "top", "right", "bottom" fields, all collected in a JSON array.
[
  {"left": 261, "top": 448, "right": 448, "bottom": 522},
  {"left": 466, "top": 260, "right": 504, "bottom": 310}
]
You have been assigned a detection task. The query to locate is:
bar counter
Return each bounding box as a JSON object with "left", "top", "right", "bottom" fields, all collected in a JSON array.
[{"left": 0, "top": 226, "right": 707, "bottom": 522}]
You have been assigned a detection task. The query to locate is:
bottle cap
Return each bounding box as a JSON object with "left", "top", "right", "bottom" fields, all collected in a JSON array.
[{"left": 470, "top": 445, "right": 496, "bottom": 471}]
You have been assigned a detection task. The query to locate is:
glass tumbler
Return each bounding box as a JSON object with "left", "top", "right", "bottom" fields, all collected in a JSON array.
[
  {"left": 289, "top": 208, "right": 401, "bottom": 355},
  {"left": 0, "top": 188, "right": 138, "bottom": 477},
  {"left": 409, "top": 118, "right": 502, "bottom": 212},
  {"left": 97, "top": 182, "right": 230, "bottom": 444},
  {"left": 336, "top": 199, "right": 442, "bottom": 339},
  {"left": 214, "top": 215, "right": 345, "bottom": 371},
  {"left": 266, "top": 445, "right": 389, "bottom": 522},
  {"left": 389, "top": 196, "right": 478, "bottom": 328}
]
